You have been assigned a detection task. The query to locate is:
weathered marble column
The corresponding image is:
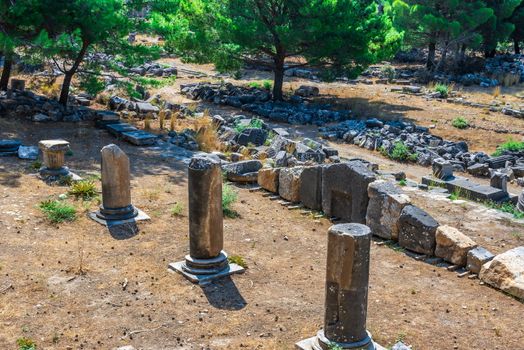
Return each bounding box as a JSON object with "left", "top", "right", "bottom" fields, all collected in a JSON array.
[
  {"left": 38, "top": 140, "right": 71, "bottom": 177},
  {"left": 296, "top": 224, "right": 382, "bottom": 350},
  {"left": 96, "top": 144, "right": 138, "bottom": 221},
  {"left": 169, "top": 154, "right": 244, "bottom": 284}
]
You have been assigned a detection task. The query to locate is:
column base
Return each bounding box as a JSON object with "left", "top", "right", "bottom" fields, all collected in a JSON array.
[
  {"left": 169, "top": 251, "right": 245, "bottom": 284},
  {"left": 89, "top": 206, "right": 150, "bottom": 226},
  {"left": 296, "top": 331, "right": 386, "bottom": 350},
  {"left": 96, "top": 204, "right": 139, "bottom": 221},
  {"left": 38, "top": 167, "right": 82, "bottom": 182}
]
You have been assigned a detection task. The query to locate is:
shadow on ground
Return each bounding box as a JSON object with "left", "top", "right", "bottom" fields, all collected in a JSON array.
[{"left": 201, "top": 276, "right": 247, "bottom": 310}]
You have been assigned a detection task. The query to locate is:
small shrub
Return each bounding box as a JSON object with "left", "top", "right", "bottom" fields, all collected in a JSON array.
[
  {"left": 381, "top": 64, "right": 396, "bottom": 81},
  {"left": 386, "top": 142, "right": 418, "bottom": 162},
  {"left": 39, "top": 200, "right": 77, "bottom": 223},
  {"left": 68, "top": 180, "right": 97, "bottom": 200},
  {"left": 434, "top": 83, "right": 450, "bottom": 98},
  {"left": 398, "top": 179, "right": 407, "bottom": 186},
  {"left": 17, "top": 337, "right": 37, "bottom": 350},
  {"left": 248, "top": 81, "right": 261, "bottom": 89},
  {"left": 263, "top": 80, "right": 272, "bottom": 90},
  {"left": 492, "top": 138, "right": 524, "bottom": 156},
  {"left": 170, "top": 202, "right": 184, "bottom": 217},
  {"left": 452, "top": 117, "right": 469, "bottom": 129},
  {"left": 222, "top": 183, "right": 239, "bottom": 218},
  {"left": 194, "top": 114, "right": 221, "bottom": 152},
  {"left": 228, "top": 254, "right": 248, "bottom": 268}
]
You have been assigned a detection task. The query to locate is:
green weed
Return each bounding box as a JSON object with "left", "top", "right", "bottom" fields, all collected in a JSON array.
[
  {"left": 492, "top": 138, "right": 524, "bottom": 156},
  {"left": 434, "top": 83, "right": 450, "bottom": 98},
  {"left": 228, "top": 254, "right": 248, "bottom": 268},
  {"left": 17, "top": 337, "right": 37, "bottom": 350},
  {"left": 222, "top": 183, "right": 239, "bottom": 218},
  {"left": 382, "top": 142, "right": 418, "bottom": 162},
  {"left": 170, "top": 202, "right": 185, "bottom": 217},
  {"left": 68, "top": 180, "right": 97, "bottom": 200},
  {"left": 485, "top": 201, "right": 524, "bottom": 219},
  {"left": 38, "top": 200, "right": 77, "bottom": 223},
  {"left": 452, "top": 117, "right": 469, "bottom": 129}
]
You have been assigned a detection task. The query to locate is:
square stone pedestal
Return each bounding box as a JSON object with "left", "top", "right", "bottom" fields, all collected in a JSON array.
[
  {"left": 168, "top": 261, "right": 245, "bottom": 285},
  {"left": 88, "top": 208, "right": 150, "bottom": 226},
  {"left": 295, "top": 337, "right": 387, "bottom": 350}
]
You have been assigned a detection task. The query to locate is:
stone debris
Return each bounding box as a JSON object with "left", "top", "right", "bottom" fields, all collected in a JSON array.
[
  {"left": 398, "top": 205, "right": 439, "bottom": 255},
  {"left": 279, "top": 167, "right": 304, "bottom": 203},
  {"left": 467, "top": 247, "right": 495, "bottom": 274},
  {"left": 257, "top": 167, "right": 280, "bottom": 193}
]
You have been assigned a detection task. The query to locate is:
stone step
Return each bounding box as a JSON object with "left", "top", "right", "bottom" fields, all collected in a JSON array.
[{"left": 121, "top": 130, "right": 158, "bottom": 146}]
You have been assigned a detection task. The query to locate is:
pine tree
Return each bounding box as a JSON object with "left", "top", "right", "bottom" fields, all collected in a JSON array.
[
  {"left": 478, "top": 0, "right": 522, "bottom": 57},
  {"left": 152, "top": 0, "right": 401, "bottom": 101},
  {"left": 509, "top": 2, "right": 524, "bottom": 53}
]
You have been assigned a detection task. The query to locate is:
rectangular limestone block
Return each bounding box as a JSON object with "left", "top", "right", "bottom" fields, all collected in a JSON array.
[
  {"left": 279, "top": 167, "right": 304, "bottom": 202},
  {"left": 480, "top": 247, "right": 524, "bottom": 300},
  {"left": 322, "top": 161, "right": 376, "bottom": 223},
  {"left": 299, "top": 165, "right": 323, "bottom": 211},
  {"left": 435, "top": 225, "right": 477, "bottom": 266},
  {"left": 258, "top": 167, "right": 280, "bottom": 193},
  {"left": 366, "top": 180, "right": 411, "bottom": 240},
  {"left": 398, "top": 205, "right": 439, "bottom": 255}
]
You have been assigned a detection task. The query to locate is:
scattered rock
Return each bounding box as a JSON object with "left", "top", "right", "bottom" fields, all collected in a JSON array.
[
  {"left": 480, "top": 247, "right": 524, "bottom": 300},
  {"left": 435, "top": 226, "right": 477, "bottom": 266}
]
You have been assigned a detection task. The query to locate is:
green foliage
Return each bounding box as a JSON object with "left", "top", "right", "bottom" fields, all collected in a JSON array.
[
  {"left": 228, "top": 255, "right": 248, "bottom": 268},
  {"left": 68, "top": 180, "right": 97, "bottom": 200},
  {"left": 151, "top": 0, "right": 401, "bottom": 99},
  {"left": 38, "top": 200, "right": 77, "bottom": 223},
  {"left": 398, "top": 179, "right": 407, "bottom": 186},
  {"left": 263, "top": 80, "right": 272, "bottom": 90},
  {"left": 170, "top": 202, "right": 185, "bottom": 217},
  {"left": 234, "top": 118, "right": 264, "bottom": 133},
  {"left": 452, "top": 117, "right": 470, "bottom": 129},
  {"left": 485, "top": 201, "right": 524, "bottom": 219},
  {"left": 17, "top": 337, "right": 37, "bottom": 350},
  {"left": 434, "top": 83, "right": 450, "bottom": 98},
  {"left": 222, "top": 183, "right": 239, "bottom": 218},
  {"left": 493, "top": 138, "right": 524, "bottom": 156},
  {"left": 478, "top": 0, "right": 522, "bottom": 54},
  {"left": 383, "top": 141, "right": 418, "bottom": 162},
  {"left": 79, "top": 75, "right": 106, "bottom": 96}
]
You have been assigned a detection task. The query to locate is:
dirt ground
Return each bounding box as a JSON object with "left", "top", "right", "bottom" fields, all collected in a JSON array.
[{"left": 1, "top": 61, "right": 524, "bottom": 350}]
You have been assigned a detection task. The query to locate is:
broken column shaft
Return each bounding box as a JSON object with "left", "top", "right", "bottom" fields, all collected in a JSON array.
[{"left": 296, "top": 223, "right": 380, "bottom": 350}]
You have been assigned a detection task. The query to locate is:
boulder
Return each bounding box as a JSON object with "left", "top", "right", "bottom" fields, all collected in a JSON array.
[
  {"left": 467, "top": 163, "right": 489, "bottom": 177},
  {"left": 480, "top": 247, "right": 524, "bottom": 300},
  {"left": 366, "top": 180, "right": 411, "bottom": 240},
  {"left": 236, "top": 128, "right": 268, "bottom": 147},
  {"left": 432, "top": 158, "right": 454, "bottom": 180},
  {"left": 295, "top": 85, "right": 320, "bottom": 97},
  {"left": 467, "top": 247, "right": 495, "bottom": 274},
  {"left": 435, "top": 225, "right": 477, "bottom": 266},
  {"left": 222, "top": 160, "right": 262, "bottom": 183},
  {"left": 136, "top": 102, "right": 159, "bottom": 115},
  {"left": 279, "top": 167, "right": 304, "bottom": 202},
  {"left": 257, "top": 168, "right": 280, "bottom": 193},
  {"left": 398, "top": 205, "right": 439, "bottom": 255}
]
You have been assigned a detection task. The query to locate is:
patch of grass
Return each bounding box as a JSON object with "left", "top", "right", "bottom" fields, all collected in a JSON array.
[
  {"left": 170, "top": 202, "right": 185, "bottom": 217},
  {"left": 17, "top": 337, "right": 37, "bottom": 350},
  {"left": 228, "top": 254, "right": 248, "bottom": 268},
  {"left": 382, "top": 142, "right": 418, "bottom": 162},
  {"left": 452, "top": 117, "right": 469, "bottom": 129},
  {"left": 248, "top": 81, "right": 262, "bottom": 89},
  {"left": 38, "top": 200, "right": 77, "bottom": 223},
  {"left": 28, "top": 161, "right": 42, "bottom": 171},
  {"left": 194, "top": 112, "right": 221, "bottom": 152},
  {"left": 68, "top": 180, "right": 97, "bottom": 200},
  {"left": 486, "top": 201, "right": 524, "bottom": 219},
  {"left": 222, "top": 183, "right": 239, "bottom": 218},
  {"left": 398, "top": 179, "right": 407, "bottom": 186},
  {"left": 234, "top": 118, "right": 264, "bottom": 133},
  {"left": 492, "top": 138, "right": 524, "bottom": 156},
  {"left": 434, "top": 83, "right": 450, "bottom": 98},
  {"left": 263, "top": 80, "right": 272, "bottom": 90}
]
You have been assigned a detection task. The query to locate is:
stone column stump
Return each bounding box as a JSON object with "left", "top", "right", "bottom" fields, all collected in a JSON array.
[
  {"left": 169, "top": 154, "right": 245, "bottom": 284},
  {"left": 296, "top": 224, "right": 385, "bottom": 350},
  {"left": 38, "top": 140, "right": 72, "bottom": 178},
  {"left": 89, "top": 144, "right": 149, "bottom": 225}
]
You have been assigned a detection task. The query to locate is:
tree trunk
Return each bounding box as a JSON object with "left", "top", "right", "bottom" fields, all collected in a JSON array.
[
  {"left": 427, "top": 42, "right": 436, "bottom": 70},
  {"left": 0, "top": 55, "right": 13, "bottom": 91},
  {"left": 58, "top": 41, "right": 89, "bottom": 106},
  {"left": 272, "top": 54, "right": 285, "bottom": 101},
  {"left": 515, "top": 39, "right": 521, "bottom": 55}
]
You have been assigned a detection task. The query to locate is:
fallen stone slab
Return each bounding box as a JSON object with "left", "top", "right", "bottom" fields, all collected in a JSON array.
[
  {"left": 222, "top": 160, "right": 262, "bottom": 183},
  {"left": 106, "top": 123, "right": 138, "bottom": 136},
  {"left": 435, "top": 225, "right": 477, "bottom": 266},
  {"left": 421, "top": 176, "right": 510, "bottom": 203},
  {"left": 467, "top": 246, "right": 495, "bottom": 274},
  {"left": 257, "top": 167, "right": 280, "bottom": 193},
  {"left": 366, "top": 180, "right": 411, "bottom": 240},
  {"left": 121, "top": 130, "right": 158, "bottom": 146},
  {"left": 299, "top": 165, "right": 323, "bottom": 211},
  {"left": 398, "top": 205, "right": 439, "bottom": 255},
  {"left": 95, "top": 111, "right": 120, "bottom": 128},
  {"left": 0, "top": 139, "right": 21, "bottom": 156},
  {"left": 136, "top": 102, "right": 160, "bottom": 115},
  {"left": 279, "top": 167, "right": 304, "bottom": 202},
  {"left": 480, "top": 246, "right": 524, "bottom": 300}
]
